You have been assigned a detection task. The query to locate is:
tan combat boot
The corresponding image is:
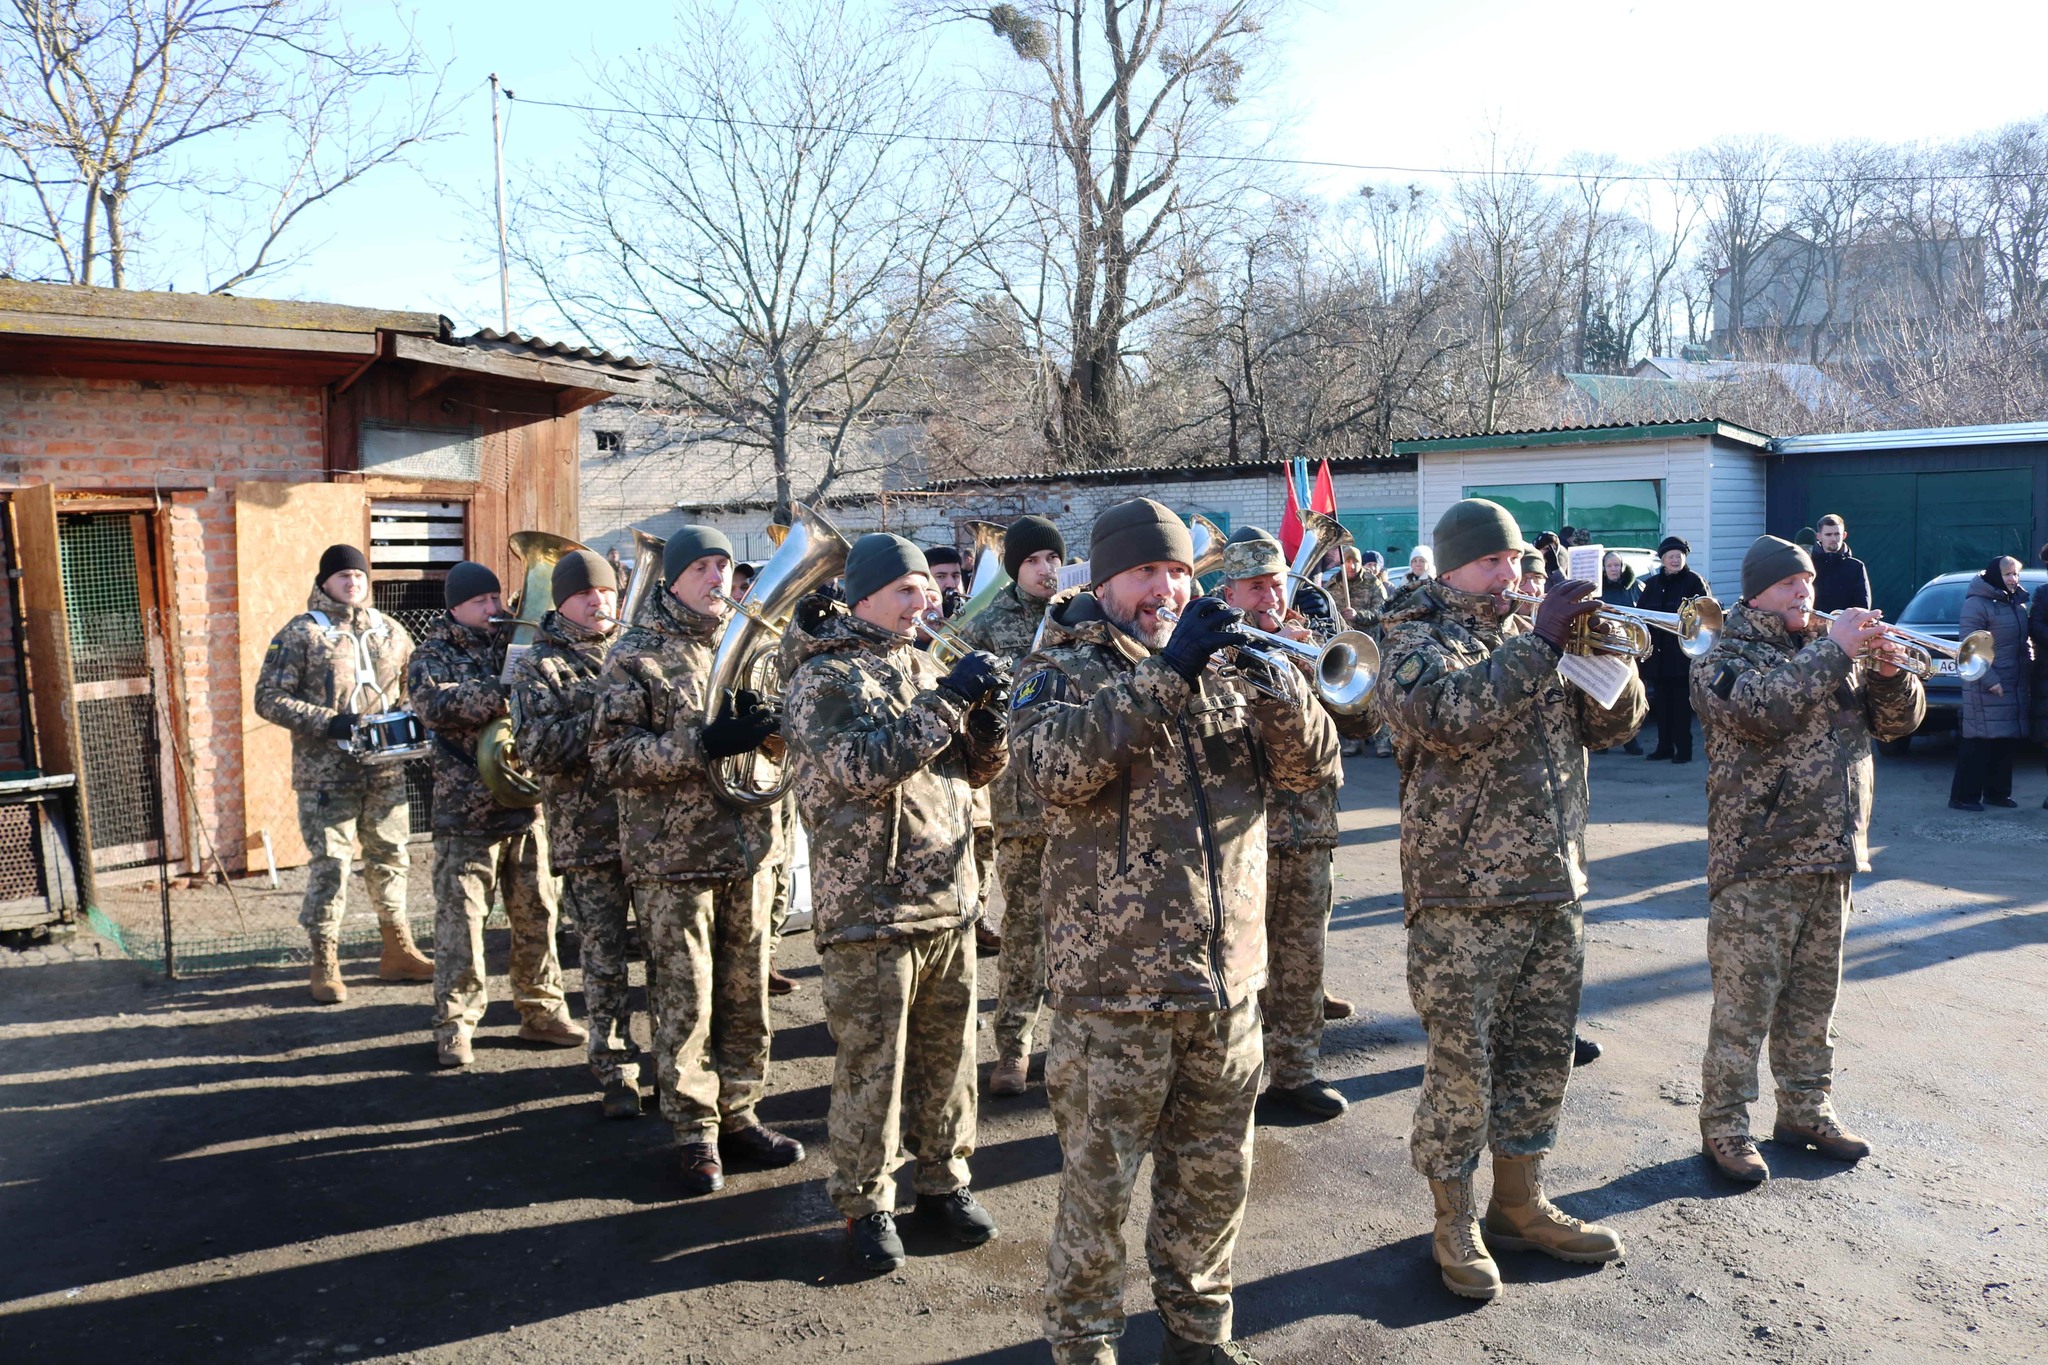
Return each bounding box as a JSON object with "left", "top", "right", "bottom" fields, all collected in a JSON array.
[
  {"left": 1428, "top": 1176, "right": 1502, "bottom": 1301},
  {"left": 377, "top": 918, "right": 434, "bottom": 982},
  {"left": 309, "top": 938, "right": 347, "bottom": 1005},
  {"left": 989, "top": 1055, "right": 1028, "bottom": 1097},
  {"left": 1483, "top": 1153, "right": 1625, "bottom": 1263}
]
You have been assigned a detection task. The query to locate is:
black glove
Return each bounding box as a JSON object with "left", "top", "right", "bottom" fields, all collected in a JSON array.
[
  {"left": 966, "top": 705, "right": 1007, "bottom": 745},
  {"left": 937, "top": 650, "right": 1008, "bottom": 707},
  {"left": 1160, "top": 597, "right": 1243, "bottom": 684},
  {"left": 1531, "top": 579, "right": 1599, "bottom": 653},
  {"left": 940, "top": 588, "right": 966, "bottom": 619},
  {"left": 702, "top": 695, "right": 780, "bottom": 759},
  {"left": 326, "top": 712, "right": 358, "bottom": 740},
  {"left": 795, "top": 592, "right": 837, "bottom": 635}
]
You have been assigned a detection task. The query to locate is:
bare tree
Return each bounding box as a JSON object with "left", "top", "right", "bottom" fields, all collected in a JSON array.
[
  {"left": 513, "top": 0, "right": 994, "bottom": 520},
  {"left": 1689, "top": 135, "right": 1787, "bottom": 358},
  {"left": 0, "top": 0, "right": 450, "bottom": 291}
]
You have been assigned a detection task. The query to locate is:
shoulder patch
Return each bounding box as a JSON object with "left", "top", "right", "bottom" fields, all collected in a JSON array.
[
  {"left": 1711, "top": 663, "right": 1741, "bottom": 699},
  {"left": 1011, "top": 669, "right": 1067, "bottom": 711},
  {"left": 1392, "top": 653, "right": 1427, "bottom": 690}
]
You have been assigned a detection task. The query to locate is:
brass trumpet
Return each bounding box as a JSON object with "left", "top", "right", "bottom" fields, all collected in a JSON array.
[
  {"left": 1805, "top": 609, "right": 1993, "bottom": 681},
  {"left": 1503, "top": 591, "right": 1724, "bottom": 662},
  {"left": 1157, "top": 605, "right": 1380, "bottom": 715}
]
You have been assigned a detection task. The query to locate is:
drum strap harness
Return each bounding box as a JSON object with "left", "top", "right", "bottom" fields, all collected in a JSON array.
[{"left": 310, "top": 609, "right": 395, "bottom": 714}]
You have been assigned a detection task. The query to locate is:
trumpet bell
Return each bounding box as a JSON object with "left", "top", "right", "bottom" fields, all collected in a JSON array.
[
  {"left": 1314, "top": 631, "right": 1380, "bottom": 715},
  {"left": 1678, "top": 597, "right": 1724, "bottom": 658},
  {"left": 1956, "top": 629, "right": 1995, "bottom": 682}
]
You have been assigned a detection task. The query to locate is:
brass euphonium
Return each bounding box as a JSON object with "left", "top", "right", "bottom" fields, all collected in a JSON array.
[
  {"left": 480, "top": 529, "right": 591, "bottom": 808},
  {"left": 614, "top": 527, "right": 668, "bottom": 632},
  {"left": 1285, "top": 510, "right": 1355, "bottom": 616}
]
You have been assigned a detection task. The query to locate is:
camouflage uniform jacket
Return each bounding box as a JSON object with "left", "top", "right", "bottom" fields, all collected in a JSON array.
[
  {"left": 507, "top": 610, "right": 620, "bottom": 872},
  {"left": 1264, "top": 672, "right": 1381, "bottom": 852},
  {"left": 1012, "top": 590, "right": 1341, "bottom": 1012},
  {"left": 954, "top": 581, "right": 1053, "bottom": 839},
  {"left": 408, "top": 613, "right": 536, "bottom": 838},
  {"left": 1347, "top": 573, "right": 1391, "bottom": 630},
  {"left": 588, "top": 585, "right": 781, "bottom": 884},
  {"left": 254, "top": 586, "right": 414, "bottom": 793},
  {"left": 781, "top": 603, "right": 1007, "bottom": 947},
  {"left": 1689, "top": 603, "right": 1924, "bottom": 896},
  {"left": 1380, "top": 579, "right": 1647, "bottom": 914}
]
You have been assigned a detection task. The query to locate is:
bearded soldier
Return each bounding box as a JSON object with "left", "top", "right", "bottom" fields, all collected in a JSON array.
[
  {"left": 782, "top": 534, "right": 1009, "bottom": 1274},
  {"left": 1379, "top": 498, "right": 1645, "bottom": 1302},
  {"left": 409, "top": 561, "right": 584, "bottom": 1067},
  {"left": 589, "top": 527, "right": 804, "bottom": 1195},
  {"left": 1690, "top": 536, "right": 1923, "bottom": 1183},
  {"left": 1016, "top": 499, "right": 1340, "bottom": 1365},
  {"left": 255, "top": 543, "right": 431, "bottom": 1003},
  {"left": 507, "top": 548, "right": 643, "bottom": 1118},
  {"left": 1214, "top": 527, "right": 1379, "bottom": 1120},
  {"left": 954, "top": 513, "right": 1066, "bottom": 1097}
]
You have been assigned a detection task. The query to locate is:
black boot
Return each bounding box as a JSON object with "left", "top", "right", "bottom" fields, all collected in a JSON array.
[
  {"left": 1159, "top": 1329, "right": 1262, "bottom": 1364},
  {"left": 721, "top": 1122, "right": 806, "bottom": 1168},
  {"left": 1266, "top": 1080, "right": 1348, "bottom": 1119},
  {"left": 847, "top": 1211, "right": 906, "bottom": 1271},
  {"left": 913, "top": 1188, "right": 998, "bottom": 1246},
  {"left": 1573, "top": 1034, "right": 1603, "bottom": 1066}
]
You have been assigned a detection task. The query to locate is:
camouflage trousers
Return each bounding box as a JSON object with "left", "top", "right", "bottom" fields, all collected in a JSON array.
[
  {"left": 637, "top": 873, "right": 773, "bottom": 1143},
  {"left": 766, "top": 797, "right": 797, "bottom": 938},
  {"left": 1406, "top": 901, "right": 1584, "bottom": 1180},
  {"left": 819, "top": 926, "right": 978, "bottom": 1218},
  {"left": 431, "top": 828, "right": 566, "bottom": 1041},
  {"left": 974, "top": 824, "right": 994, "bottom": 908},
  {"left": 1043, "top": 999, "right": 1262, "bottom": 1364},
  {"left": 295, "top": 784, "right": 410, "bottom": 941},
  {"left": 991, "top": 834, "right": 1049, "bottom": 1062},
  {"left": 1700, "top": 873, "right": 1851, "bottom": 1139},
  {"left": 1261, "top": 847, "right": 1335, "bottom": 1090},
  {"left": 565, "top": 861, "right": 639, "bottom": 1089}
]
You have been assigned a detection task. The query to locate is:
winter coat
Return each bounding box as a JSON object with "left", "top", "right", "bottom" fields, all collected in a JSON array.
[
  {"left": 508, "top": 610, "right": 620, "bottom": 873},
  {"left": 1379, "top": 580, "right": 1646, "bottom": 917},
  {"left": 1959, "top": 576, "right": 2031, "bottom": 740},
  {"left": 1013, "top": 589, "right": 1340, "bottom": 1012},
  {"left": 954, "top": 582, "right": 1054, "bottom": 840},
  {"left": 2029, "top": 589, "right": 2048, "bottom": 739},
  {"left": 407, "top": 614, "right": 534, "bottom": 838},
  {"left": 1637, "top": 566, "right": 1712, "bottom": 680},
  {"left": 1811, "top": 545, "right": 1872, "bottom": 614},
  {"left": 254, "top": 585, "right": 414, "bottom": 794},
  {"left": 589, "top": 584, "right": 782, "bottom": 884},
  {"left": 781, "top": 603, "right": 1006, "bottom": 947},
  {"left": 1690, "top": 604, "right": 1924, "bottom": 895},
  {"left": 1599, "top": 567, "right": 1641, "bottom": 610}
]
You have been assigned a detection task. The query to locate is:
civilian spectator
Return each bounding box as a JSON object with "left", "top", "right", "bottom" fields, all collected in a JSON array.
[
  {"left": 1600, "top": 552, "right": 1643, "bottom": 755},
  {"left": 2031, "top": 543, "right": 2048, "bottom": 808},
  {"left": 1951, "top": 556, "right": 2031, "bottom": 811},
  {"left": 1811, "top": 515, "right": 1872, "bottom": 613},
  {"left": 1637, "top": 536, "right": 1710, "bottom": 764}
]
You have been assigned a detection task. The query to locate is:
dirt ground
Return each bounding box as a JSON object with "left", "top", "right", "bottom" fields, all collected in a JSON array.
[{"left": 2, "top": 739, "right": 2045, "bottom": 1364}]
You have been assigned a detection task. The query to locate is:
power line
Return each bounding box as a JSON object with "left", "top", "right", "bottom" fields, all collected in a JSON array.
[{"left": 502, "top": 89, "right": 2047, "bottom": 188}]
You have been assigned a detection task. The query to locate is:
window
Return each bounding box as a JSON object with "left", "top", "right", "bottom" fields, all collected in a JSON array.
[
  {"left": 595, "top": 430, "right": 624, "bottom": 453},
  {"left": 360, "top": 422, "right": 484, "bottom": 481},
  {"left": 1464, "top": 479, "right": 1662, "bottom": 547}
]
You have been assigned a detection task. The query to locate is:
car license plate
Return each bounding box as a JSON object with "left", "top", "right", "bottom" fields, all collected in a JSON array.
[{"left": 1934, "top": 658, "right": 1959, "bottom": 676}]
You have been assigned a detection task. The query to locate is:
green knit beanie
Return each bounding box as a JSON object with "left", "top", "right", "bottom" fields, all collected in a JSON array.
[
  {"left": 1741, "top": 535, "right": 1814, "bottom": 603},
  {"left": 1432, "top": 498, "right": 1525, "bottom": 575}
]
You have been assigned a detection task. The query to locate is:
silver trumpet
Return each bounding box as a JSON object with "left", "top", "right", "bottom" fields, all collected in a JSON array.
[
  {"left": 1157, "top": 605, "right": 1380, "bottom": 715},
  {"left": 1805, "top": 609, "right": 1993, "bottom": 681}
]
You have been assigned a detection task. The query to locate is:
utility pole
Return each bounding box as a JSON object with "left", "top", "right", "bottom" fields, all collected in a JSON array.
[{"left": 490, "top": 73, "right": 511, "bottom": 334}]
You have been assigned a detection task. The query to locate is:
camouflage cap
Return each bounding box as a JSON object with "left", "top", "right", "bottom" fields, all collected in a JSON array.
[{"left": 1221, "top": 533, "right": 1286, "bottom": 581}]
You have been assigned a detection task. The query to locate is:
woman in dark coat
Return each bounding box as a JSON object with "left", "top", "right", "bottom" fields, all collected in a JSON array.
[
  {"left": 1599, "top": 552, "right": 1644, "bottom": 755},
  {"left": 2030, "top": 543, "right": 2048, "bottom": 806},
  {"left": 1950, "top": 555, "right": 2031, "bottom": 810},
  {"left": 1635, "top": 535, "right": 1710, "bottom": 763}
]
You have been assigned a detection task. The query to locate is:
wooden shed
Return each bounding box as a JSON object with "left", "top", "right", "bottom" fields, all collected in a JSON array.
[{"left": 0, "top": 282, "right": 650, "bottom": 918}]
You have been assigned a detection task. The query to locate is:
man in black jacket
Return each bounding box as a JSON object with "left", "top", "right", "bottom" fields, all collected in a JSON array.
[
  {"left": 1811, "top": 515, "right": 1872, "bottom": 613},
  {"left": 1637, "top": 536, "right": 1711, "bottom": 764}
]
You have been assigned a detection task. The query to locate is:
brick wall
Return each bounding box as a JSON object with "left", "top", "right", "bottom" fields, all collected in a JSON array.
[{"left": 0, "top": 376, "right": 327, "bottom": 870}]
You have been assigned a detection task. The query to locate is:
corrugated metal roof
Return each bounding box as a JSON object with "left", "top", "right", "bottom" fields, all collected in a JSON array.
[
  {"left": 1770, "top": 421, "right": 2048, "bottom": 454},
  {"left": 457, "top": 327, "right": 653, "bottom": 372},
  {"left": 918, "top": 449, "right": 1411, "bottom": 493},
  {"left": 1393, "top": 418, "right": 1772, "bottom": 455}
]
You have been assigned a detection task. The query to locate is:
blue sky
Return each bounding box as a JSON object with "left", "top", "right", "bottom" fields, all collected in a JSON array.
[{"left": 257, "top": 0, "right": 2048, "bottom": 337}]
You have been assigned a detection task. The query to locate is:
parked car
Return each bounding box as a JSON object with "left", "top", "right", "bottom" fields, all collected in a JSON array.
[{"left": 1890, "top": 568, "right": 2047, "bottom": 745}]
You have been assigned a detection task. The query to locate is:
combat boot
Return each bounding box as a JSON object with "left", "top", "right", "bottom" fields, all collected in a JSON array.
[
  {"left": 377, "top": 918, "right": 434, "bottom": 982},
  {"left": 1427, "top": 1176, "right": 1501, "bottom": 1301},
  {"left": 601, "top": 1081, "right": 642, "bottom": 1119},
  {"left": 308, "top": 937, "right": 347, "bottom": 1005},
  {"left": 1773, "top": 1116, "right": 1871, "bottom": 1162},
  {"left": 989, "top": 1054, "right": 1028, "bottom": 1096},
  {"left": 1704, "top": 1133, "right": 1770, "bottom": 1184},
  {"left": 1158, "top": 1329, "right": 1261, "bottom": 1364},
  {"left": 1322, "top": 995, "right": 1355, "bottom": 1021},
  {"left": 1483, "top": 1153, "right": 1624, "bottom": 1264},
  {"left": 436, "top": 1031, "right": 472, "bottom": 1068},
  {"left": 848, "top": 1211, "right": 905, "bottom": 1272},
  {"left": 517, "top": 1014, "right": 589, "bottom": 1048},
  {"left": 1266, "top": 1079, "right": 1347, "bottom": 1119}
]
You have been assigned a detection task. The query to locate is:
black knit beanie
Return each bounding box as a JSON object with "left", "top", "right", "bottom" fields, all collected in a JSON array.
[
  {"left": 924, "top": 545, "right": 963, "bottom": 569},
  {"left": 1088, "top": 498, "right": 1193, "bottom": 587},
  {"left": 844, "top": 533, "right": 929, "bottom": 606},
  {"left": 317, "top": 544, "right": 369, "bottom": 584},
  {"left": 551, "top": 548, "right": 617, "bottom": 603},
  {"left": 1741, "top": 535, "right": 1813, "bottom": 603},
  {"left": 662, "top": 525, "right": 734, "bottom": 583},
  {"left": 1003, "top": 514, "right": 1066, "bottom": 581},
  {"left": 1657, "top": 535, "right": 1691, "bottom": 556},
  {"left": 444, "top": 560, "right": 502, "bottom": 610}
]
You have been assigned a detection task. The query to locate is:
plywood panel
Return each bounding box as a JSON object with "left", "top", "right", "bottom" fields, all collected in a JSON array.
[
  {"left": 235, "top": 481, "right": 367, "bottom": 867},
  {"left": 13, "top": 483, "right": 95, "bottom": 908}
]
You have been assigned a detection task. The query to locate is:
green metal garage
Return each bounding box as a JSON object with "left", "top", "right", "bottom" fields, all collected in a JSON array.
[{"left": 1766, "top": 423, "right": 2048, "bottom": 617}]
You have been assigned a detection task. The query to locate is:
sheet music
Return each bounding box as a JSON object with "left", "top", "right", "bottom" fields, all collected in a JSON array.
[
  {"left": 1566, "top": 543, "right": 1605, "bottom": 583},
  {"left": 1557, "top": 651, "right": 1633, "bottom": 710},
  {"left": 1058, "top": 562, "right": 1092, "bottom": 592}
]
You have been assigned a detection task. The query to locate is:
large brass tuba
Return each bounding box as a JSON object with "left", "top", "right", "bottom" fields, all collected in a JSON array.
[
  {"left": 479, "top": 530, "right": 589, "bottom": 808},
  {"left": 705, "top": 502, "right": 852, "bottom": 808}
]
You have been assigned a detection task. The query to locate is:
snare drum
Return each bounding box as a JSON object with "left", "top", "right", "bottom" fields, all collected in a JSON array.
[{"left": 343, "top": 710, "right": 430, "bottom": 765}]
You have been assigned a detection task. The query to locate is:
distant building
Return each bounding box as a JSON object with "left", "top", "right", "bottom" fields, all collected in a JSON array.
[{"left": 1711, "top": 232, "right": 1985, "bottom": 362}]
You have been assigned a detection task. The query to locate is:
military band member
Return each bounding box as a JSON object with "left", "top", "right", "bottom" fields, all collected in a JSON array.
[
  {"left": 926, "top": 544, "right": 967, "bottom": 616},
  {"left": 590, "top": 527, "right": 803, "bottom": 1194},
  {"left": 1379, "top": 498, "right": 1645, "bottom": 1302},
  {"left": 255, "top": 543, "right": 430, "bottom": 1003},
  {"left": 1690, "top": 536, "right": 1923, "bottom": 1183},
  {"left": 1016, "top": 499, "right": 1340, "bottom": 1365},
  {"left": 782, "top": 534, "right": 1009, "bottom": 1272},
  {"left": 955, "top": 513, "right": 1066, "bottom": 1097},
  {"left": 1215, "top": 527, "right": 1380, "bottom": 1120},
  {"left": 409, "top": 561, "right": 584, "bottom": 1067},
  {"left": 508, "top": 548, "right": 643, "bottom": 1118}
]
